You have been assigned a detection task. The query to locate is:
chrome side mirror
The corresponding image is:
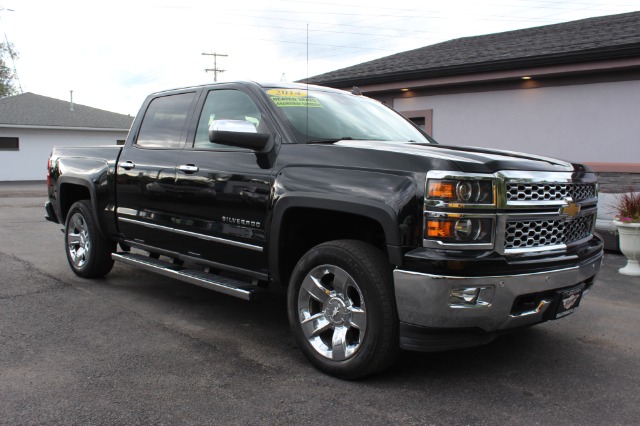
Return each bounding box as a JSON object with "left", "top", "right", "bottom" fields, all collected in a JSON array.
[
  {"left": 209, "top": 119, "right": 258, "bottom": 134},
  {"left": 208, "top": 119, "right": 271, "bottom": 152}
]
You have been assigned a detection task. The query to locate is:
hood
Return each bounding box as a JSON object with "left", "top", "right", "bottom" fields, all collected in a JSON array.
[{"left": 333, "top": 140, "right": 581, "bottom": 173}]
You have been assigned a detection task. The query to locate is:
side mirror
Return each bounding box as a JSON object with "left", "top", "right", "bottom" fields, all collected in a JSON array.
[{"left": 208, "top": 120, "right": 271, "bottom": 152}]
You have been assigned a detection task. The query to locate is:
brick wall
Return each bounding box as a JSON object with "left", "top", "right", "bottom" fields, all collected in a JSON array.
[{"left": 596, "top": 172, "right": 640, "bottom": 193}]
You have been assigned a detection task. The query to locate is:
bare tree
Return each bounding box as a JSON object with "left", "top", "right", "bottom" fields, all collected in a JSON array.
[{"left": 0, "top": 41, "right": 19, "bottom": 98}]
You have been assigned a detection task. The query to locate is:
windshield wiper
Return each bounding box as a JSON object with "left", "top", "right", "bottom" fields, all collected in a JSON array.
[{"left": 306, "top": 137, "right": 354, "bottom": 144}]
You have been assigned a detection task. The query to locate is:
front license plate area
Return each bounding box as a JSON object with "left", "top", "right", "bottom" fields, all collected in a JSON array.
[{"left": 554, "top": 284, "right": 585, "bottom": 319}]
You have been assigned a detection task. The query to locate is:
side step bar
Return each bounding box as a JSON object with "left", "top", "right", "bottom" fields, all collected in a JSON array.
[{"left": 112, "top": 252, "right": 265, "bottom": 301}]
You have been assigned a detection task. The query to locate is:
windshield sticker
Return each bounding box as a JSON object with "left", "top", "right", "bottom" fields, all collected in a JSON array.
[
  {"left": 270, "top": 96, "right": 322, "bottom": 108},
  {"left": 267, "top": 89, "right": 308, "bottom": 97},
  {"left": 267, "top": 89, "right": 323, "bottom": 108}
]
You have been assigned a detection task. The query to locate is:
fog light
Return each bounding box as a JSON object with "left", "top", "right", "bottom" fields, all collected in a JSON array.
[{"left": 450, "top": 286, "right": 494, "bottom": 308}]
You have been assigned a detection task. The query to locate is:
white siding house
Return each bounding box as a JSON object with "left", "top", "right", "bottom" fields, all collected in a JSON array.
[{"left": 0, "top": 93, "right": 133, "bottom": 181}]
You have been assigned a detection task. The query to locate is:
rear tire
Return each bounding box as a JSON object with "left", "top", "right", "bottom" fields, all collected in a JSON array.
[
  {"left": 64, "top": 200, "right": 115, "bottom": 278},
  {"left": 287, "top": 240, "right": 399, "bottom": 379}
]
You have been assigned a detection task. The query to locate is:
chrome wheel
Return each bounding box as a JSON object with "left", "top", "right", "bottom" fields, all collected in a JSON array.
[
  {"left": 297, "top": 264, "right": 367, "bottom": 361},
  {"left": 67, "top": 212, "right": 90, "bottom": 268},
  {"left": 64, "top": 200, "right": 115, "bottom": 278}
]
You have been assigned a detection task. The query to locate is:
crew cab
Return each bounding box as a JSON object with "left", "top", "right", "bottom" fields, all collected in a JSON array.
[{"left": 45, "top": 82, "right": 603, "bottom": 379}]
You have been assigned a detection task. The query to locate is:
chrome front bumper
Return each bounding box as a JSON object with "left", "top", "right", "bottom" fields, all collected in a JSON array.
[{"left": 393, "top": 252, "right": 603, "bottom": 333}]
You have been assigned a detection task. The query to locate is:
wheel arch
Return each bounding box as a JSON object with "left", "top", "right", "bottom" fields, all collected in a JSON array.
[
  {"left": 56, "top": 177, "right": 107, "bottom": 238},
  {"left": 269, "top": 194, "right": 404, "bottom": 286}
]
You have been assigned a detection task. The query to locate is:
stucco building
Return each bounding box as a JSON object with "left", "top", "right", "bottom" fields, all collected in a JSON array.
[
  {"left": 304, "top": 11, "right": 640, "bottom": 193},
  {"left": 0, "top": 93, "right": 133, "bottom": 181}
]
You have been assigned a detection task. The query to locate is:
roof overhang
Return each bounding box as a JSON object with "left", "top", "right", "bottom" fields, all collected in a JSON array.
[
  {"left": 328, "top": 57, "right": 640, "bottom": 94},
  {"left": 307, "top": 42, "right": 640, "bottom": 90}
]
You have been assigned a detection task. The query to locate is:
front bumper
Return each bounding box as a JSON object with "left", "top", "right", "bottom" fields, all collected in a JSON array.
[{"left": 394, "top": 250, "right": 603, "bottom": 351}]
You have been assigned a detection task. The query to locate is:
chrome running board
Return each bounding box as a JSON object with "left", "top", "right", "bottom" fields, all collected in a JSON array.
[{"left": 112, "top": 252, "right": 264, "bottom": 301}]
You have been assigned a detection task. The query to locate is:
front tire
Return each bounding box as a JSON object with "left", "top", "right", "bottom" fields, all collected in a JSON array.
[
  {"left": 287, "top": 240, "right": 399, "bottom": 379},
  {"left": 64, "top": 200, "right": 115, "bottom": 278}
]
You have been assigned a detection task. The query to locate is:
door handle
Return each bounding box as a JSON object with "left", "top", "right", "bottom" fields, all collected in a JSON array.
[
  {"left": 178, "top": 164, "right": 199, "bottom": 173},
  {"left": 121, "top": 161, "right": 136, "bottom": 170}
]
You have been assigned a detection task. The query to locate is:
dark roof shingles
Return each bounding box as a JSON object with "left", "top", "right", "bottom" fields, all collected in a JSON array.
[
  {"left": 305, "top": 11, "right": 640, "bottom": 84},
  {"left": 0, "top": 92, "right": 134, "bottom": 129}
]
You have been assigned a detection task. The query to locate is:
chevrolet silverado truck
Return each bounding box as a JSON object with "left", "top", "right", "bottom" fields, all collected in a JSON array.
[{"left": 45, "top": 82, "right": 603, "bottom": 379}]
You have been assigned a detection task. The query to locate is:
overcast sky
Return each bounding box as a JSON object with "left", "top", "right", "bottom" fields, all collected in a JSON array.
[{"left": 1, "top": 0, "right": 639, "bottom": 115}]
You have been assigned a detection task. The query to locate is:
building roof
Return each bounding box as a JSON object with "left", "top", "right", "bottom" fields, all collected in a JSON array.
[
  {"left": 0, "top": 92, "right": 134, "bottom": 130},
  {"left": 304, "top": 11, "right": 640, "bottom": 86}
]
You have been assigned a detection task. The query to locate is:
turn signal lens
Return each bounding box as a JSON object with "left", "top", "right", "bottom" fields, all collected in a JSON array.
[
  {"left": 427, "top": 179, "right": 494, "bottom": 205},
  {"left": 428, "top": 181, "right": 455, "bottom": 199},
  {"left": 425, "top": 218, "right": 493, "bottom": 243},
  {"left": 427, "top": 220, "right": 453, "bottom": 238}
]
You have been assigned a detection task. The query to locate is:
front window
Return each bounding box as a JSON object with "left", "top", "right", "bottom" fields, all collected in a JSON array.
[
  {"left": 264, "top": 87, "right": 433, "bottom": 144},
  {"left": 193, "top": 89, "right": 266, "bottom": 150}
]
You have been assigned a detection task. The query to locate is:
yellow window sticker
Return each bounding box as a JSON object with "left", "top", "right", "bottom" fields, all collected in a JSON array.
[
  {"left": 270, "top": 97, "right": 322, "bottom": 108},
  {"left": 267, "top": 89, "right": 323, "bottom": 108},
  {"left": 267, "top": 89, "right": 308, "bottom": 97}
]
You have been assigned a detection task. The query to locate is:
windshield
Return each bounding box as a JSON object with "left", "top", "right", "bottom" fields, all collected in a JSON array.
[{"left": 264, "top": 88, "right": 433, "bottom": 144}]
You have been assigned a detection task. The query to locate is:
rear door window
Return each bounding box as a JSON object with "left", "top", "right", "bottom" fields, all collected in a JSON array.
[{"left": 136, "top": 92, "right": 196, "bottom": 149}]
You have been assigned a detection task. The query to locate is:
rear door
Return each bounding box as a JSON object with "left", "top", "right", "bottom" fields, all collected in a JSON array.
[
  {"left": 170, "top": 86, "right": 275, "bottom": 273},
  {"left": 116, "top": 90, "right": 198, "bottom": 250}
]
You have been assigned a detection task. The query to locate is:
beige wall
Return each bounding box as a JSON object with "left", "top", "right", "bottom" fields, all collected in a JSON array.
[{"left": 393, "top": 79, "right": 640, "bottom": 164}]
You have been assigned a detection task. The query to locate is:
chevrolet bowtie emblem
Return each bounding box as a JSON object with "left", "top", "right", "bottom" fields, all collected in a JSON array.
[{"left": 560, "top": 198, "right": 581, "bottom": 219}]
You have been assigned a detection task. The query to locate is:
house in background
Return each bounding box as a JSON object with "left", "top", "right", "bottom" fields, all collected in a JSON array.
[
  {"left": 304, "top": 11, "right": 640, "bottom": 193},
  {"left": 0, "top": 93, "right": 134, "bottom": 181}
]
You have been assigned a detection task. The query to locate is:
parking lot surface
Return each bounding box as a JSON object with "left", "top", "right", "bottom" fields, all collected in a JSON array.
[{"left": 1, "top": 182, "right": 639, "bottom": 425}]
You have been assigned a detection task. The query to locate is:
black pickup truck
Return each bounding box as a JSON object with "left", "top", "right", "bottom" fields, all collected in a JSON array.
[{"left": 45, "top": 81, "right": 603, "bottom": 379}]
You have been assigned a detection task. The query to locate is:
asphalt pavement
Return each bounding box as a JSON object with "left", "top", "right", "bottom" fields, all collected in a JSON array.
[{"left": 1, "top": 182, "right": 639, "bottom": 425}]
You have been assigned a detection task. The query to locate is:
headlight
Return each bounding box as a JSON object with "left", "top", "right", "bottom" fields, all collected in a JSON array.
[
  {"left": 424, "top": 172, "right": 497, "bottom": 249},
  {"left": 427, "top": 179, "right": 494, "bottom": 205},
  {"left": 425, "top": 217, "right": 493, "bottom": 244}
]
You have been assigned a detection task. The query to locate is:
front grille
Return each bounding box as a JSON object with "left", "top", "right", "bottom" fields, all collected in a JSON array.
[
  {"left": 565, "top": 214, "right": 594, "bottom": 243},
  {"left": 504, "top": 214, "right": 594, "bottom": 250},
  {"left": 506, "top": 183, "right": 596, "bottom": 202}
]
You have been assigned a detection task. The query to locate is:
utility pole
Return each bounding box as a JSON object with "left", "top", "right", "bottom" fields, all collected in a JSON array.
[{"left": 202, "top": 52, "right": 228, "bottom": 82}]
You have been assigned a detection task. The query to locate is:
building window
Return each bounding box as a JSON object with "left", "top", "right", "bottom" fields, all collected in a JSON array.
[
  {"left": 409, "top": 117, "right": 425, "bottom": 129},
  {"left": 0, "top": 137, "right": 19, "bottom": 150},
  {"left": 399, "top": 109, "right": 433, "bottom": 136},
  {"left": 116, "top": 140, "right": 126, "bottom": 146}
]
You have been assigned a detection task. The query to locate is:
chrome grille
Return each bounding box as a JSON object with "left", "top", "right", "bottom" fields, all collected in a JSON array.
[
  {"left": 505, "top": 214, "right": 594, "bottom": 250},
  {"left": 565, "top": 214, "right": 594, "bottom": 243},
  {"left": 506, "top": 183, "right": 596, "bottom": 202}
]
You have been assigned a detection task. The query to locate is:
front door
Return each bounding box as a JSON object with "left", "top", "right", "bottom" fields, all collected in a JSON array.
[{"left": 171, "top": 87, "right": 274, "bottom": 273}]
